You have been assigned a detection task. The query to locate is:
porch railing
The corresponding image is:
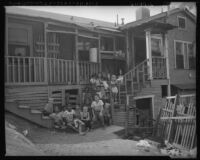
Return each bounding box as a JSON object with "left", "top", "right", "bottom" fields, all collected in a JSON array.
[
  {"left": 5, "top": 56, "right": 45, "bottom": 85},
  {"left": 152, "top": 56, "right": 167, "bottom": 79},
  {"left": 5, "top": 56, "right": 99, "bottom": 85},
  {"left": 47, "top": 58, "right": 77, "bottom": 84},
  {"left": 79, "top": 61, "right": 99, "bottom": 84}
]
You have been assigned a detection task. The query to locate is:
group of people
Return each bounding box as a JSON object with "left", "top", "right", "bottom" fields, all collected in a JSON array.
[
  {"left": 42, "top": 94, "right": 111, "bottom": 135},
  {"left": 42, "top": 71, "right": 124, "bottom": 135},
  {"left": 89, "top": 71, "right": 123, "bottom": 102}
]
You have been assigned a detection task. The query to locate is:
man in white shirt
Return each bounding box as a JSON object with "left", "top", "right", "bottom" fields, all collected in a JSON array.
[{"left": 91, "top": 94, "right": 105, "bottom": 128}]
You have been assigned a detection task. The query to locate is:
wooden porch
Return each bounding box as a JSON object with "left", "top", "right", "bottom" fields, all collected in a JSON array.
[{"left": 5, "top": 56, "right": 100, "bottom": 85}]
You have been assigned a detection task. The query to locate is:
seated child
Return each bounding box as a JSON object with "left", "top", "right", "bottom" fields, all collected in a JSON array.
[
  {"left": 42, "top": 98, "right": 54, "bottom": 116},
  {"left": 49, "top": 106, "right": 65, "bottom": 128},
  {"left": 95, "top": 72, "right": 103, "bottom": 87},
  {"left": 104, "top": 102, "right": 112, "bottom": 126},
  {"left": 81, "top": 106, "right": 92, "bottom": 131},
  {"left": 62, "top": 105, "right": 85, "bottom": 135},
  {"left": 74, "top": 105, "right": 85, "bottom": 128},
  {"left": 110, "top": 75, "right": 118, "bottom": 102},
  {"left": 91, "top": 94, "right": 105, "bottom": 128}
]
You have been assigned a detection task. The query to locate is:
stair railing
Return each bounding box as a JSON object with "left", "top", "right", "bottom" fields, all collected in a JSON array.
[{"left": 123, "top": 59, "right": 150, "bottom": 96}]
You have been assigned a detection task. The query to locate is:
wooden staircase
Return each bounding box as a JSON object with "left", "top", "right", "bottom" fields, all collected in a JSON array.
[{"left": 5, "top": 100, "right": 54, "bottom": 128}]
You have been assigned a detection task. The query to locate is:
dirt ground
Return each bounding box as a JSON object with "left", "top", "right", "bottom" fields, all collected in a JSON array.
[{"left": 5, "top": 112, "right": 162, "bottom": 156}]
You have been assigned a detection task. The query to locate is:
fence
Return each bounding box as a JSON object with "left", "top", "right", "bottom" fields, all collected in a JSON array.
[{"left": 159, "top": 94, "right": 196, "bottom": 150}]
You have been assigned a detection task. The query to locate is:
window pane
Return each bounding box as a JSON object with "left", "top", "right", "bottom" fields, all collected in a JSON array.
[
  {"left": 176, "top": 42, "right": 184, "bottom": 69},
  {"left": 188, "top": 43, "right": 195, "bottom": 69},
  {"left": 8, "top": 28, "right": 28, "bottom": 44},
  {"left": 184, "top": 43, "right": 188, "bottom": 68},
  {"left": 151, "top": 38, "right": 161, "bottom": 56},
  {"left": 178, "top": 17, "right": 186, "bottom": 29}
]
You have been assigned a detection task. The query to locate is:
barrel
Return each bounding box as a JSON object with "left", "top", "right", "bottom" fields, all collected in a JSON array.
[{"left": 89, "top": 48, "right": 97, "bottom": 63}]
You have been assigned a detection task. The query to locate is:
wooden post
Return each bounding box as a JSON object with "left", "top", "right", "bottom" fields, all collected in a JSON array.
[
  {"left": 44, "top": 22, "right": 48, "bottom": 84},
  {"left": 126, "top": 30, "right": 129, "bottom": 70},
  {"left": 5, "top": 16, "right": 8, "bottom": 56},
  {"left": 145, "top": 29, "right": 152, "bottom": 80},
  {"left": 164, "top": 32, "right": 171, "bottom": 96},
  {"left": 75, "top": 28, "right": 79, "bottom": 84},
  {"left": 98, "top": 34, "right": 101, "bottom": 72}
]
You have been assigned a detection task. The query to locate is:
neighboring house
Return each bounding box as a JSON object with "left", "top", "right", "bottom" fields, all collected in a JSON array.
[{"left": 5, "top": 6, "right": 196, "bottom": 128}]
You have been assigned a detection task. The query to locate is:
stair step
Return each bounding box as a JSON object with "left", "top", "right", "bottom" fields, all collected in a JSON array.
[
  {"left": 18, "top": 105, "right": 30, "bottom": 109},
  {"left": 30, "top": 109, "right": 42, "bottom": 114}
]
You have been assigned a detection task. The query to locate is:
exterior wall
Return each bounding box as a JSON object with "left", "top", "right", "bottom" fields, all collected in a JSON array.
[
  {"left": 135, "top": 80, "right": 167, "bottom": 119},
  {"left": 5, "top": 85, "right": 49, "bottom": 109},
  {"left": 167, "top": 12, "right": 196, "bottom": 84}
]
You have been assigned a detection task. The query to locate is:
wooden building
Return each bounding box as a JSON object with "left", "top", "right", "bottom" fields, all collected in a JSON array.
[{"left": 5, "top": 7, "right": 196, "bottom": 128}]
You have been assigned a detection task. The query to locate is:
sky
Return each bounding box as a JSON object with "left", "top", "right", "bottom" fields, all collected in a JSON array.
[{"left": 18, "top": 3, "right": 196, "bottom": 24}]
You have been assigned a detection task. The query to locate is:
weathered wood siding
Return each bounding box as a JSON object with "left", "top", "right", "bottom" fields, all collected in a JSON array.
[
  {"left": 5, "top": 85, "right": 48, "bottom": 109},
  {"left": 167, "top": 12, "right": 196, "bottom": 84}
]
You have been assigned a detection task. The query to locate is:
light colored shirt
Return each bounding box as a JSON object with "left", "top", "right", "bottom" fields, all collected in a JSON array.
[
  {"left": 91, "top": 100, "right": 104, "bottom": 112},
  {"left": 63, "top": 109, "right": 75, "bottom": 123}
]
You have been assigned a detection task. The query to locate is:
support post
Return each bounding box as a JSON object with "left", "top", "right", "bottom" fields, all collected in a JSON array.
[
  {"left": 44, "top": 22, "right": 48, "bottom": 84},
  {"left": 75, "top": 28, "right": 80, "bottom": 84},
  {"left": 98, "top": 34, "right": 101, "bottom": 72},
  {"left": 145, "top": 29, "right": 152, "bottom": 80},
  {"left": 164, "top": 32, "right": 171, "bottom": 96},
  {"left": 5, "top": 16, "right": 8, "bottom": 56},
  {"left": 126, "top": 30, "right": 129, "bottom": 70}
]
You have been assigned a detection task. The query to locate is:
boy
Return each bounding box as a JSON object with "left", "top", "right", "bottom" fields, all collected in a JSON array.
[
  {"left": 104, "top": 102, "right": 112, "bottom": 126},
  {"left": 62, "top": 105, "right": 85, "bottom": 135},
  {"left": 91, "top": 94, "right": 105, "bottom": 128},
  {"left": 81, "top": 106, "right": 92, "bottom": 131},
  {"left": 49, "top": 106, "right": 65, "bottom": 129}
]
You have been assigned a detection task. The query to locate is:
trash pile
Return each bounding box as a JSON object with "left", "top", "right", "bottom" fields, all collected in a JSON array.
[
  {"left": 160, "top": 141, "right": 197, "bottom": 158},
  {"left": 136, "top": 140, "right": 151, "bottom": 152}
]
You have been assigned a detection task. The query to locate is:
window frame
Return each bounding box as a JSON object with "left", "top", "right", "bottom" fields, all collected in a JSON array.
[
  {"left": 7, "top": 22, "right": 33, "bottom": 57},
  {"left": 174, "top": 40, "right": 195, "bottom": 70},
  {"left": 177, "top": 16, "right": 187, "bottom": 30}
]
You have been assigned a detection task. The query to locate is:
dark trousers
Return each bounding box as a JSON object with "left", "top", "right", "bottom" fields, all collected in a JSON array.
[{"left": 82, "top": 120, "right": 92, "bottom": 129}]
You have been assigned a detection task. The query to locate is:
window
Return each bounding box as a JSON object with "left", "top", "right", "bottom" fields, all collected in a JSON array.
[
  {"left": 178, "top": 16, "right": 186, "bottom": 29},
  {"left": 188, "top": 43, "right": 196, "bottom": 69},
  {"left": 8, "top": 23, "right": 32, "bottom": 56},
  {"left": 174, "top": 40, "right": 196, "bottom": 69},
  {"left": 161, "top": 85, "right": 168, "bottom": 98}
]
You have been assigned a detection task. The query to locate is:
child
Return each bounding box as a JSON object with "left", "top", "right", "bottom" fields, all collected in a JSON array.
[
  {"left": 103, "top": 102, "right": 112, "bottom": 126},
  {"left": 62, "top": 105, "right": 85, "bottom": 135},
  {"left": 95, "top": 72, "right": 103, "bottom": 87},
  {"left": 42, "top": 98, "right": 54, "bottom": 116},
  {"left": 49, "top": 106, "right": 65, "bottom": 129},
  {"left": 81, "top": 106, "right": 92, "bottom": 131},
  {"left": 110, "top": 75, "right": 118, "bottom": 102},
  {"left": 74, "top": 105, "right": 85, "bottom": 128},
  {"left": 117, "top": 69, "right": 124, "bottom": 84},
  {"left": 91, "top": 94, "right": 105, "bottom": 128}
]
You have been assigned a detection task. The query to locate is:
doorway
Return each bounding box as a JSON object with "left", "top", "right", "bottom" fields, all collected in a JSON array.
[
  {"left": 134, "top": 37, "right": 146, "bottom": 66},
  {"left": 135, "top": 96, "right": 154, "bottom": 126}
]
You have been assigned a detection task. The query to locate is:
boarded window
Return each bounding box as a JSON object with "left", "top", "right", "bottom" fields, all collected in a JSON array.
[{"left": 178, "top": 17, "right": 186, "bottom": 29}]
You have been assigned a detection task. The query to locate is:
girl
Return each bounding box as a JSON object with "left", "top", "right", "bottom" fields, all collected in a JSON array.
[{"left": 110, "top": 74, "right": 118, "bottom": 102}]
